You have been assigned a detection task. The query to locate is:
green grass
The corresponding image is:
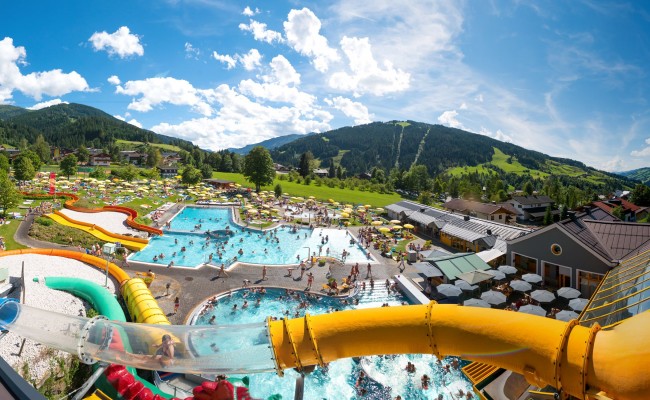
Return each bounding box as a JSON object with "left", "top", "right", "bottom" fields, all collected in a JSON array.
[
  {"left": 212, "top": 172, "right": 402, "bottom": 207},
  {"left": 30, "top": 217, "right": 105, "bottom": 249},
  {"left": 116, "top": 139, "right": 182, "bottom": 152},
  {"left": 395, "top": 121, "right": 411, "bottom": 127},
  {"left": 447, "top": 164, "right": 495, "bottom": 177},
  {"left": 331, "top": 150, "right": 349, "bottom": 166},
  {"left": 490, "top": 148, "right": 548, "bottom": 178},
  {"left": 0, "top": 217, "right": 27, "bottom": 250}
]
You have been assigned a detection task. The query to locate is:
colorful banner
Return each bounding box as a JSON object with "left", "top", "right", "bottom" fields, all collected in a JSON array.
[{"left": 48, "top": 172, "right": 56, "bottom": 195}]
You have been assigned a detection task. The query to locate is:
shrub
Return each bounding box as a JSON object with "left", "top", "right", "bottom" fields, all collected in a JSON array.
[{"left": 35, "top": 217, "right": 53, "bottom": 226}]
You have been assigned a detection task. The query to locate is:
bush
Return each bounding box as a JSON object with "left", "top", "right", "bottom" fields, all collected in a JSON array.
[
  {"left": 318, "top": 258, "right": 326, "bottom": 266},
  {"left": 35, "top": 217, "right": 53, "bottom": 226}
]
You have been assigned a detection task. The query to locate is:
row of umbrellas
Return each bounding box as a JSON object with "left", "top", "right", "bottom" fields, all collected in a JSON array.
[{"left": 464, "top": 292, "right": 588, "bottom": 314}]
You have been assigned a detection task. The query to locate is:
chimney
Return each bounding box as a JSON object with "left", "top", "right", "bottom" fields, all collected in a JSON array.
[
  {"left": 584, "top": 206, "right": 591, "bottom": 215},
  {"left": 487, "top": 229, "right": 492, "bottom": 235},
  {"left": 464, "top": 216, "right": 470, "bottom": 221},
  {"left": 567, "top": 211, "right": 577, "bottom": 221}
]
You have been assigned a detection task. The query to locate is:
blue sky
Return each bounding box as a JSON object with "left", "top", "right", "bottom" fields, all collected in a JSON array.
[{"left": 2, "top": 1, "right": 650, "bottom": 172}]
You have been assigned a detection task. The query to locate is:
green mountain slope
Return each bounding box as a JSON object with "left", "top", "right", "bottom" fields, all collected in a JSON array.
[
  {"left": 270, "top": 121, "right": 635, "bottom": 191},
  {"left": 228, "top": 133, "right": 308, "bottom": 155},
  {"left": 619, "top": 167, "right": 650, "bottom": 185},
  {"left": 0, "top": 105, "right": 29, "bottom": 120}
]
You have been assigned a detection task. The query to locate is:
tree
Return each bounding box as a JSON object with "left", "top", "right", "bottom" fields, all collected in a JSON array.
[
  {"left": 15, "top": 150, "right": 42, "bottom": 172},
  {"left": 146, "top": 147, "right": 162, "bottom": 168},
  {"left": 328, "top": 160, "right": 336, "bottom": 178},
  {"left": 242, "top": 146, "right": 275, "bottom": 193},
  {"left": 560, "top": 204, "right": 568, "bottom": 220},
  {"left": 417, "top": 191, "right": 434, "bottom": 205},
  {"left": 0, "top": 154, "right": 9, "bottom": 173},
  {"left": 274, "top": 183, "right": 282, "bottom": 199},
  {"left": 89, "top": 167, "right": 106, "bottom": 180},
  {"left": 220, "top": 155, "right": 233, "bottom": 172},
  {"left": 611, "top": 205, "right": 624, "bottom": 220},
  {"left": 298, "top": 151, "right": 314, "bottom": 177},
  {"left": 112, "top": 164, "right": 138, "bottom": 182},
  {"left": 0, "top": 171, "right": 20, "bottom": 218},
  {"left": 60, "top": 154, "right": 78, "bottom": 179},
  {"left": 523, "top": 181, "right": 534, "bottom": 195},
  {"left": 543, "top": 205, "right": 553, "bottom": 225},
  {"left": 181, "top": 166, "right": 202, "bottom": 185},
  {"left": 76, "top": 146, "right": 90, "bottom": 163},
  {"left": 13, "top": 156, "right": 35, "bottom": 182},
  {"left": 631, "top": 184, "right": 650, "bottom": 207},
  {"left": 200, "top": 164, "right": 213, "bottom": 179},
  {"left": 31, "top": 135, "right": 50, "bottom": 163}
]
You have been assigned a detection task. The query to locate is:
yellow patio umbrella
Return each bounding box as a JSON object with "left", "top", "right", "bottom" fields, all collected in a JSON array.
[
  {"left": 375, "top": 207, "right": 384, "bottom": 213},
  {"left": 379, "top": 227, "right": 391, "bottom": 233},
  {"left": 364, "top": 204, "right": 372, "bottom": 209},
  {"left": 333, "top": 202, "right": 340, "bottom": 206},
  {"left": 328, "top": 198, "right": 335, "bottom": 203},
  {"left": 340, "top": 212, "right": 350, "bottom": 218},
  {"left": 403, "top": 223, "right": 415, "bottom": 229},
  {"left": 371, "top": 220, "right": 383, "bottom": 226},
  {"left": 344, "top": 204, "right": 353, "bottom": 208},
  {"left": 390, "top": 219, "right": 401, "bottom": 224},
  {"left": 392, "top": 225, "right": 403, "bottom": 230},
  {"left": 343, "top": 208, "right": 353, "bottom": 213},
  {"left": 235, "top": 194, "right": 243, "bottom": 198},
  {"left": 308, "top": 196, "right": 315, "bottom": 199}
]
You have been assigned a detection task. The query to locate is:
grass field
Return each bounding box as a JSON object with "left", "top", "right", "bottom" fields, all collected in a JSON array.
[
  {"left": 212, "top": 172, "right": 402, "bottom": 207},
  {"left": 116, "top": 139, "right": 183, "bottom": 152},
  {"left": 0, "top": 218, "right": 27, "bottom": 250},
  {"left": 447, "top": 164, "right": 496, "bottom": 177}
]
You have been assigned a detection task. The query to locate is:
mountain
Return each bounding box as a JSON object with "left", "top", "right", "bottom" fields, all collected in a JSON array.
[
  {"left": 228, "top": 133, "right": 309, "bottom": 155},
  {"left": 0, "top": 103, "right": 199, "bottom": 152},
  {"left": 619, "top": 168, "right": 650, "bottom": 185},
  {"left": 270, "top": 121, "right": 636, "bottom": 192}
]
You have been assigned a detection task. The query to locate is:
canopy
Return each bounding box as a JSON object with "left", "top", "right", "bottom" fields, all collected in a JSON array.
[
  {"left": 390, "top": 220, "right": 401, "bottom": 224},
  {"left": 371, "top": 221, "right": 383, "bottom": 226},
  {"left": 557, "top": 287, "right": 581, "bottom": 299},
  {"left": 457, "top": 270, "right": 493, "bottom": 285},
  {"left": 522, "top": 273, "right": 543, "bottom": 284},
  {"left": 555, "top": 310, "right": 580, "bottom": 322},
  {"left": 414, "top": 262, "right": 443, "bottom": 278},
  {"left": 510, "top": 280, "right": 532, "bottom": 292},
  {"left": 569, "top": 298, "right": 589, "bottom": 312},
  {"left": 481, "top": 290, "right": 507, "bottom": 305},
  {"left": 436, "top": 284, "right": 462, "bottom": 298},
  {"left": 530, "top": 290, "right": 555, "bottom": 303},
  {"left": 463, "top": 298, "right": 491, "bottom": 308},
  {"left": 454, "top": 280, "right": 478, "bottom": 291},
  {"left": 498, "top": 265, "right": 518, "bottom": 275},
  {"left": 483, "top": 269, "right": 506, "bottom": 281},
  {"left": 403, "top": 223, "right": 415, "bottom": 229},
  {"left": 518, "top": 304, "right": 546, "bottom": 317}
]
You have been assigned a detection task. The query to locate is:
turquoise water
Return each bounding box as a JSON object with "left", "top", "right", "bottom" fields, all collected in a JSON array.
[
  {"left": 192, "top": 287, "right": 472, "bottom": 399},
  {"left": 130, "top": 207, "right": 372, "bottom": 267}
]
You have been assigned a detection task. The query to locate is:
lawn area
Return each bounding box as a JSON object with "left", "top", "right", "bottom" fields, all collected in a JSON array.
[
  {"left": 447, "top": 164, "right": 495, "bottom": 177},
  {"left": 490, "top": 148, "right": 548, "bottom": 178},
  {"left": 212, "top": 172, "right": 402, "bottom": 207},
  {"left": 0, "top": 218, "right": 26, "bottom": 250},
  {"left": 116, "top": 139, "right": 182, "bottom": 152}
]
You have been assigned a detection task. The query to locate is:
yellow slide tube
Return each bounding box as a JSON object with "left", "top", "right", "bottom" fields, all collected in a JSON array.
[{"left": 269, "top": 304, "right": 650, "bottom": 400}]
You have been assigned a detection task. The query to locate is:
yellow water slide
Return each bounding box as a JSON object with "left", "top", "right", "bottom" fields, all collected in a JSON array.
[{"left": 46, "top": 211, "right": 148, "bottom": 251}]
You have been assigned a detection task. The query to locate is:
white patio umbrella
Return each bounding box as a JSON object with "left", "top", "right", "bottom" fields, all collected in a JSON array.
[
  {"left": 498, "top": 265, "right": 518, "bottom": 275},
  {"left": 463, "top": 298, "right": 491, "bottom": 308},
  {"left": 569, "top": 298, "right": 589, "bottom": 312},
  {"left": 518, "top": 304, "right": 547, "bottom": 317},
  {"left": 555, "top": 310, "right": 580, "bottom": 322},
  {"left": 522, "top": 273, "right": 543, "bottom": 284},
  {"left": 484, "top": 269, "right": 506, "bottom": 281},
  {"left": 454, "top": 280, "right": 478, "bottom": 291},
  {"left": 481, "top": 290, "right": 507, "bottom": 306},
  {"left": 509, "top": 280, "right": 532, "bottom": 292},
  {"left": 531, "top": 289, "right": 556, "bottom": 303},
  {"left": 557, "top": 287, "right": 581, "bottom": 299},
  {"left": 436, "top": 284, "right": 463, "bottom": 297}
]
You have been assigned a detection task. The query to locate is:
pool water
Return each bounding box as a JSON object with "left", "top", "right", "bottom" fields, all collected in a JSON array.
[
  {"left": 192, "top": 287, "right": 472, "bottom": 399},
  {"left": 130, "top": 207, "right": 372, "bottom": 267}
]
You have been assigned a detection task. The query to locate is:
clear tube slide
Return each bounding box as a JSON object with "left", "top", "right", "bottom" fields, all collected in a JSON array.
[{"left": 0, "top": 302, "right": 275, "bottom": 375}]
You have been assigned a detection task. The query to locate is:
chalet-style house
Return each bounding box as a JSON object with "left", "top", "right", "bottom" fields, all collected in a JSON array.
[
  {"left": 506, "top": 195, "right": 560, "bottom": 222},
  {"left": 443, "top": 198, "right": 516, "bottom": 223}
]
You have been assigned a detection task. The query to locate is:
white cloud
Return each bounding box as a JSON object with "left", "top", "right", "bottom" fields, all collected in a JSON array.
[
  {"left": 478, "top": 127, "right": 513, "bottom": 143},
  {"left": 213, "top": 51, "right": 237, "bottom": 69},
  {"left": 115, "top": 77, "right": 214, "bottom": 116},
  {"left": 437, "top": 110, "right": 464, "bottom": 129},
  {"left": 242, "top": 6, "right": 259, "bottom": 16},
  {"left": 239, "top": 49, "right": 262, "bottom": 71},
  {"left": 88, "top": 26, "right": 144, "bottom": 58},
  {"left": 325, "top": 96, "right": 373, "bottom": 125},
  {"left": 107, "top": 75, "right": 121, "bottom": 85},
  {"left": 284, "top": 8, "right": 339, "bottom": 72},
  {"left": 184, "top": 42, "right": 200, "bottom": 59},
  {"left": 266, "top": 55, "right": 300, "bottom": 85},
  {"left": 239, "top": 20, "right": 284, "bottom": 44},
  {"left": 601, "top": 157, "right": 624, "bottom": 172},
  {"left": 27, "top": 98, "right": 68, "bottom": 110},
  {"left": 329, "top": 36, "right": 410, "bottom": 96},
  {"left": 631, "top": 138, "right": 650, "bottom": 157},
  {"left": 114, "top": 114, "right": 143, "bottom": 128},
  {"left": 152, "top": 84, "right": 332, "bottom": 150},
  {"left": 459, "top": 102, "right": 468, "bottom": 110},
  {"left": 0, "top": 37, "right": 90, "bottom": 102}
]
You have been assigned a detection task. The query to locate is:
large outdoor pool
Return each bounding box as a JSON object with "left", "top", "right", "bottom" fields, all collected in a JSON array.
[
  {"left": 191, "top": 287, "right": 472, "bottom": 399},
  {"left": 129, "top": 207, "right": 373, "bottom": 267}
]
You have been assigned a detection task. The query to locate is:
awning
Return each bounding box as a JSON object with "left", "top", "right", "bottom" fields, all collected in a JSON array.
[
  {"left": 457, "top": 270, "right": 494, "bottom": 285},
  {"left": 425, "top": 253, "right": 491, "bottom": 281},
  {"left": 414, "top": 262, "right": 443, "bottom": 278},
  {"left": 476, "top": 248, "right": 505, "bottom": 263}
]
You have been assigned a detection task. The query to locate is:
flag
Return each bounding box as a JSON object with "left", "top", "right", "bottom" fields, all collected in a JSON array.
[{"left": 49, "top": 172, "right": 56, "bottom": 195}]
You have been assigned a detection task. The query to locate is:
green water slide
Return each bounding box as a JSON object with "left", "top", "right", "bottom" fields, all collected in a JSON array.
[{"left": 44, "top": 277, "right": 169, "bottom": 399}]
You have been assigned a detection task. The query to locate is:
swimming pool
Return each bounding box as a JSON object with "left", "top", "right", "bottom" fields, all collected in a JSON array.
[
  {"left": 191, "top": 287, "right": 472, "bottom": 399},
  {"left": 129, "top": 207, "right": 373, "bottom": 267}
]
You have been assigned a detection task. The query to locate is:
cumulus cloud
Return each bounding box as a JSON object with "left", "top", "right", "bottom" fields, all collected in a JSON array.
[
  {"left": 284, "top": 8, "right": 339, "bottom": 72},
  {"left": 239, "top": 20, "right": 283, "bottom": 44},
  {"left": 329, "top": 36, "right": 410, "bottom": 96},
  {"left": 115, "top": 76, "right": 214, "bottom": 116},
  {"left": 242, "top": 6, "right": 259, "bottom": 16},
  {"left": 88, "top": 26, "right": 144, "bottom": 58},
  {"left": 239, "top": 49, "right": 262, "bottom": 71},
  {"left": 325, "top": 96, "right": 372, "bottom": 125},
  {"left": 213, "top": 51, "right": 237, "bottom": 69},
  {"left": 114, "top": 114, "right": 143, "bottom": 128},
  {"left": 437, "top": 110, "right": 464, "bottom": 129},
  {"left": 107, "top": 75, "right": 121, "bottom": 85},
  {"left": 27, "top": 98, "right": 68, "bottom": 110},
  {"left": 265, "top": 55, "right": 300, "bottom": 85},
  {"left": 0, "top": 37, "right": 90, "bottom": 102},
  {"left": 631, "top": 138, "right": 650, "bottom": 157},
  {"left": 478, "top": 127, "right": 513, "bottom": 143},
  {"left": 184, "top": 42, "right": 200, "bottom": 59}
]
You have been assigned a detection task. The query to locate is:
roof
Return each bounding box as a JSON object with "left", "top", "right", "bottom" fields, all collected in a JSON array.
[
  {"left": 476, "top": 248, "right": 505, "bottom": 262},
  {"left": 441, "top": 224, "right": 486, "bottom": 242},
  {"left": 592, "top": 198, "right": 643, "bottom": 214},
  {"left": 583, "top": 220, "right": 650, "bottom": 261},
  {"left": 443, "top": 198, "right": 516, "bottom": 215},
  {"left": 424, "top": 253, "right": 491, "bottom": 280},
  {"left": 414, "top": 262, "right": 444, "bottom": 278},
  {"left": 511, "top": 195, "right": 554, "bottom": 205},
  {"left": 557, "top": 211, "right": 619, "bottom": 261}
]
